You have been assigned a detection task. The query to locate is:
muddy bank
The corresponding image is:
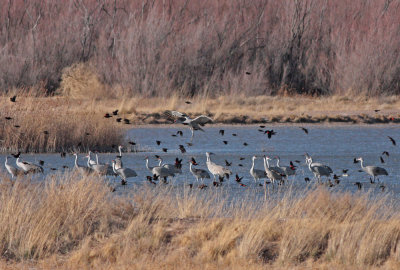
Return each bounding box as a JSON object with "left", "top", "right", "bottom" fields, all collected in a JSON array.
[{"left": 132, "top": 112, "right": 400, "bottom": 125}]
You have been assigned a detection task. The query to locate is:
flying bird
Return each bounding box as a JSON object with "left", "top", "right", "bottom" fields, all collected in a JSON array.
[
  {"left": 163, "top": 110, "right": 213, "bottom": 141},
  {"left": 104, "top": 113, "right": 112, "bottom": 118},
  {"left": 388, "top": 136, "right": 396, "bottom": 146},
  {"left": 112, "top": 109, "right": 119, "bottom": 115},
  {"left": 177, "top": 130, "right": 183, "bottom": 136},
  {"left": 185, "top": 101, "right": 191, "bottom": 104},
  {"left": 10, "top": 95, "right": 16, "bottom": 102},
  {"left": 300, "top": 127, "right": 308, "bottom": 134},
  {"left": 382, "top": 151, "right": 389, "bottom": 157},
  {"left": 223, "top": 141, "right": 228, "bottom": 145},
  {"left": 156, "top": 140, "right": 161, "bottom": 145},
  {"left": 265, "top": 130, "right": 276, "bottom": 139},
  {"left": 235, "top": 174, "right": 243, "bottom": 182},
  {"left": 380, "top": 156, "right": 385, "bottom": 164},
  {"left": 179, "top": 145, "right": 186, "bottom": 153},
  {"left": 219, "top": 130, "right": 225, "bottom": 136},
  {"left": 5, "top": 117, "right": 12, "bottom": 120}
]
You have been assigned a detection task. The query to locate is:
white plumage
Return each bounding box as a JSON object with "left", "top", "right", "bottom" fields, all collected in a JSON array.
[{"left": 205, "top": 152, "right": 232, "bottom": 181}]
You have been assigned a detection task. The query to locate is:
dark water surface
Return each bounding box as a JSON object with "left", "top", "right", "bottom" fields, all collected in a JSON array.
[{"left": 1, "top": 125, "right": 400, "bottom": 197}]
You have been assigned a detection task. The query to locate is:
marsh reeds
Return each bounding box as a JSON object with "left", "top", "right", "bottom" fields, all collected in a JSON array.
[{"left": 0, "top": 172, "right": 399, "bottom": 269}]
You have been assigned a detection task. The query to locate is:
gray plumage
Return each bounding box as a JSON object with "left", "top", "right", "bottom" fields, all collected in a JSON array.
[
  {"left": 263, "top": 156, "right": 283, "bottom": 184},
  {"left": 306, "top": 156, "right": 332, "bottom": 182},
  {"left": 189, "top": 161, "right": 211, "bottom": 182},
  {"left": 163, "top": 110, "right": 213, "bottom": 141},
  {"left": 16, "top": 157, "right": 43, "bottom": 174},
  {"left": 250, "top": 156, "right": 267, "bottom": 182},
  {"left": 5, "top": 156, "right": 22, "bottom": 178},
  {"left": 73, "top": 153, "right": 93, "bottom": 175},
  {"left": 356, "top": 157, "right": 388, "bottom": 181},
  {"left": 275, "top": 156, "right": 296, "bottom": 177},
  {"left": 205, "top": 152, "right": 232, "bottom": 180},
  {"left": 112, "top": 160, "right": 137, "bottom": 180}
]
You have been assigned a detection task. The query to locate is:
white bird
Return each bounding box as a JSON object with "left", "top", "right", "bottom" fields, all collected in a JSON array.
[
  {"left": 5, "top": 156, "right": 22, "bottom": 178},
  {"left": 250, "top": 156, "right": 267, "bottom": 183},
  {"left": 189, "top": 159, "right": 211, "bottom": 182},
  {"left": 205, "top": 152, "right": 232, "bottom": 181},
  {"left": 111, "top": 160, "right": 137, "bottom": 182},
  {"left": 15, "top": 156, "right": 43, "bottom": 174},
  {"left": 73, "top": 153, "right": 93, "bottom": 175},
  {"left": 144, "top": 156, "right": 157, "bottom": 171},
  {"left": 305, "top": 154, "right": 332, "bottom": 182},
  {"left": 151, "top": 165, "right": 175, "bottom": 182},
  {"left": 356, "top": 157, "right": 388, "bottom": 182},
  {"left": 275, "top": 156, "right": 296, "bottom": 177},
  {"left": 163, "top": 110, "right": 213, "bottom": 141},
  {"left": 263, "top": 156, "right": 283, "bottom": 185},
  {"left": 114, "top": 145, "right": 124, "bottom": 170},
  {"left": 86, "top": 154, "right": 114, "bottom": 176},
  {"left": 87, "top": 151, "right": 97, "bottom": 166}
]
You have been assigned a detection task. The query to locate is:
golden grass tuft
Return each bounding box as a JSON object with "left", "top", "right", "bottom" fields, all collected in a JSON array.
[{"left": 0, "top": 173, "right": 399, "bottom": 269}]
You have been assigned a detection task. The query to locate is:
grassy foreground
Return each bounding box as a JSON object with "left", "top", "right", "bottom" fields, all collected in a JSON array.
[{"left": 0, "top": 172, "right": 399, "bottom": 269}]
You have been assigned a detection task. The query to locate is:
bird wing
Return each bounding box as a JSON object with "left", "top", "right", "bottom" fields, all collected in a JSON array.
[
  {"left": 163, "top": 110, "right": 188, "bottom": 121},
  {"left": 192, "top": 115, "right": 213, "bottom": 126},
  {"left": 124, "top": 168, "right": 138, "bottom": 177}
]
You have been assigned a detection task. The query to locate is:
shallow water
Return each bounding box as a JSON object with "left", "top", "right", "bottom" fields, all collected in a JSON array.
[{"left": 1, "top": 125, "right": 400, "bottom": 197}]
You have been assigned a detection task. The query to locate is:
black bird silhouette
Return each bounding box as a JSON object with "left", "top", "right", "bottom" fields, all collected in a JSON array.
[
  {"left": 14, "top": 125, "right": 20, "bottom": 128},
  {"left": 179, "top": 145, "right": 186, "bottom": 153},
  {"left": 62, "top": 165, "right": 69, "bottom": 169},
  {"left": 185, "top": 101, "right": 191, "bottom": 104},
  {"left": 191, "top": 157, "right": 198, "bottom": 165},
  {"left": 162, "top": 148, "right": 168, "bottom": 152},
  {"left": 116, "top": 118, "right": 122, "bottom": 122},
  {"left": 342, "top": 169, "right": 348, "bottom": 174},
  {"left": 43, "top": 131, "right": 49, "bottom": 135},
  {"left": 239, "top": 157, "right": 245, "bottom": 160},
  {"left": 354, "top": 182, "right": 362, "bottom": 190},
  {"left": 290, "top": 161, "right": 297, "bottom": 170},
  {"left": 239, "top": 183, "right": 247, "bottom": 187},
  {"left": 104, "top": 113, "right": 112, "bottom": 118},
  {"left": 259, "top": 125, "right": 266, "bottom": 128},
  {"left": 235, "top": 174, "right": 243, "bottom": 183},
  {"left": 123, "top": 119, "right": 130, "bottom": 124},
  {"left": 265, "top": 130, "right": 276, "bottom": 139},
  {"left": 156, "top": 140, "right": 161, "bottom": 145},
  {"left": 112, "top": 109, "right": 119, "bottom": 115},
  {"left": 388, "top": 136, "right": 396, "bottom": 146},
  {"left": 60, "top": 152, "right": 66, "bottom": 158},
  {"left": 294, "top": 160, "right": 301, "bottom": 163},
  {"left": 225, "top": 160, "right": 232, "bottom": 166},
  {"left": 304, "top": 177, "right": 310, "bottom": 183},
  {"left": 5, "top": 117, "right": 12, "bottom": 120},
  {"left": 258, "top": 129, "right": 264, "bottom": 132},
  {"left": 50, "top": 168, "right": 57, "bottom": 171},
  {"left": 77, "top": 142, "right": 82, "bottom": 147},
  {"left": 238, "top": 164, "right": 243, "bottom": 167},
  {"left": 379, "top": 185, "right": 385, "bottom": 192},
  {"left": 300, "top": 127, "right": 308, "bottom": 134},
  {"left": 188, "top": 183, "right": 193, "bottom": 188},
  {"left": 374, "top": 109, "right": 380, "bottom": 112},
  {"left": 353, "top": 158, "right": 358, "bottom": 163},
  {"left": 243, "top": 142, "right": 248, "bottom": 146},
  {"left": 175, "top": 158, "right": 183, "bottom": 169},
  {"left": 232, "top": 133, "right": 237, "bottom": 136},
  {"left": 382, "top": 151, "right": 390, "bottom": 157},
  {"left": 213, "top": 181, "right": 222, "bottom": 187},
  {"left": 85, "top": 132, "right": 90, "bottom": 136},
  {"left": 39, "top": 160, "right": 45, "bottom": 166},
  {"left": 186, "top": 142, "right": 193, "bottom": 147},
  {"left": 223, "top": 141, "right": 228, "bottom": 145},
  {"left": 333, "top": 174, "right": 340, "bottom": 180},
  {"left": 128, "top": 141, "right": 136, "bottom": 145},
  {"left": 219, "top": 129, "right": 225, "bottom": 136},
  {"left": 245, "top": 71, "right": 251, "bottom": 75},
  {"left": 10, "top": 95, "right": 16, "bottom": 102},
  {"left": 198, "top": 184, "right": 208, "bottom": 189},
  {"left": 171, "top": 134, "right": 177, "bottom": 137},
  {"left": 177, "top": 130, "right": 183, "bottom": 136},
  {"left": 121, "top": 179, "right": 127, "bottom": 186},
  {"left": 12, "top": 152, "right": 21, "bottom": 158},
  {"left": 380, "top": 156, "right": 385, "bottom": 164}
]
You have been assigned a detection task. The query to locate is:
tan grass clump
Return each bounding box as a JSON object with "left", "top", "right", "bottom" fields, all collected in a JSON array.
[{"left": 59, "top": 63, "right": 111, "bottom": 100}]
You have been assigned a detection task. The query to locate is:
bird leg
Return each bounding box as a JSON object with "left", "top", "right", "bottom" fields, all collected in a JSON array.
[{"left": 190, "top": 129, "right": 194, "bottom": 142}]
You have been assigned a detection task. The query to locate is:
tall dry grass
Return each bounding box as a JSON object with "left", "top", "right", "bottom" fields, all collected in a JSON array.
[{"left": 0, "top": 172, "right": 399, "bottom": 269}]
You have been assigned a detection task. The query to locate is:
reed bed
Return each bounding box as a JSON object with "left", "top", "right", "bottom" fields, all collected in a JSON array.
[{"left": 0, "top": 172, "right": 399, "bottom": 269}]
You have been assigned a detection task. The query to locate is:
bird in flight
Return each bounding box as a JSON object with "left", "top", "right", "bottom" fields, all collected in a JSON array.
[{"left": 163, "top": 110, "right": 213, "bottom": 142}]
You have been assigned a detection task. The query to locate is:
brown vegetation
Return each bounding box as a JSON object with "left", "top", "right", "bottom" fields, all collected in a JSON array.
[
  {"left": 0, "top": 173, "right": 399, "bottom": 269},
  {"left": 0, "top": 0, "right": 400, "bottom": 97}
]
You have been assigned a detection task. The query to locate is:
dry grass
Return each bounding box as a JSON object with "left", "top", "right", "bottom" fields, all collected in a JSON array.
[{"left": 0, "top": 172, "right": 399, "bottom": 269}]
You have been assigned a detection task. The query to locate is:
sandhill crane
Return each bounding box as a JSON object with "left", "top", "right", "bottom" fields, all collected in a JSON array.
[
  {"left": 16, "top": 156, "right": 43, "bottom": 174},
  {"left": 115, "top": 145, "right": 124, "bottom": 170},
  {"left": 275, "top": 156, "right": 296, "bottom": 177},
  {"left": 305, "top": 155, "right": 332, "bottom": 182},
  {"left": 189, "top": 159, "right": 211, "bottom": 182},
  {"left": 157, "top": 156, "right": 182, "bottom": 174},
  {"left": 144, "top": 156, "right": 158, "bottom": 172},
  {"left": 163, "top": 110, "right": 213, "bottom": 141},
  {"left": 87, "top": 151, "right": 97, "bottom": 166},
  {"left": 250, "top": 156, "right": 267, "bottom": 183},
  {"left": 73, "top": 153, "right": 93, "bottom": 175},
  {"left": 5, "top": 156, "right": 22, "bottom": 178},
  {"left": 263, "top": 156, "right": 283, "bottom": 185},
  {"left": 86, "top": 155, "right": 114, "bottom": 176},
  {"left": 111, "top": 160, "right": 137, "bottom": 182},
  {"left": 205, "top": 152, "right": 232, "bottom": 181},
  {"left": 356, "top": 157, "right": 388, "bottom": 182},
  {"left": 152, "top": 165, "right": 175, "bottom": 183}
]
